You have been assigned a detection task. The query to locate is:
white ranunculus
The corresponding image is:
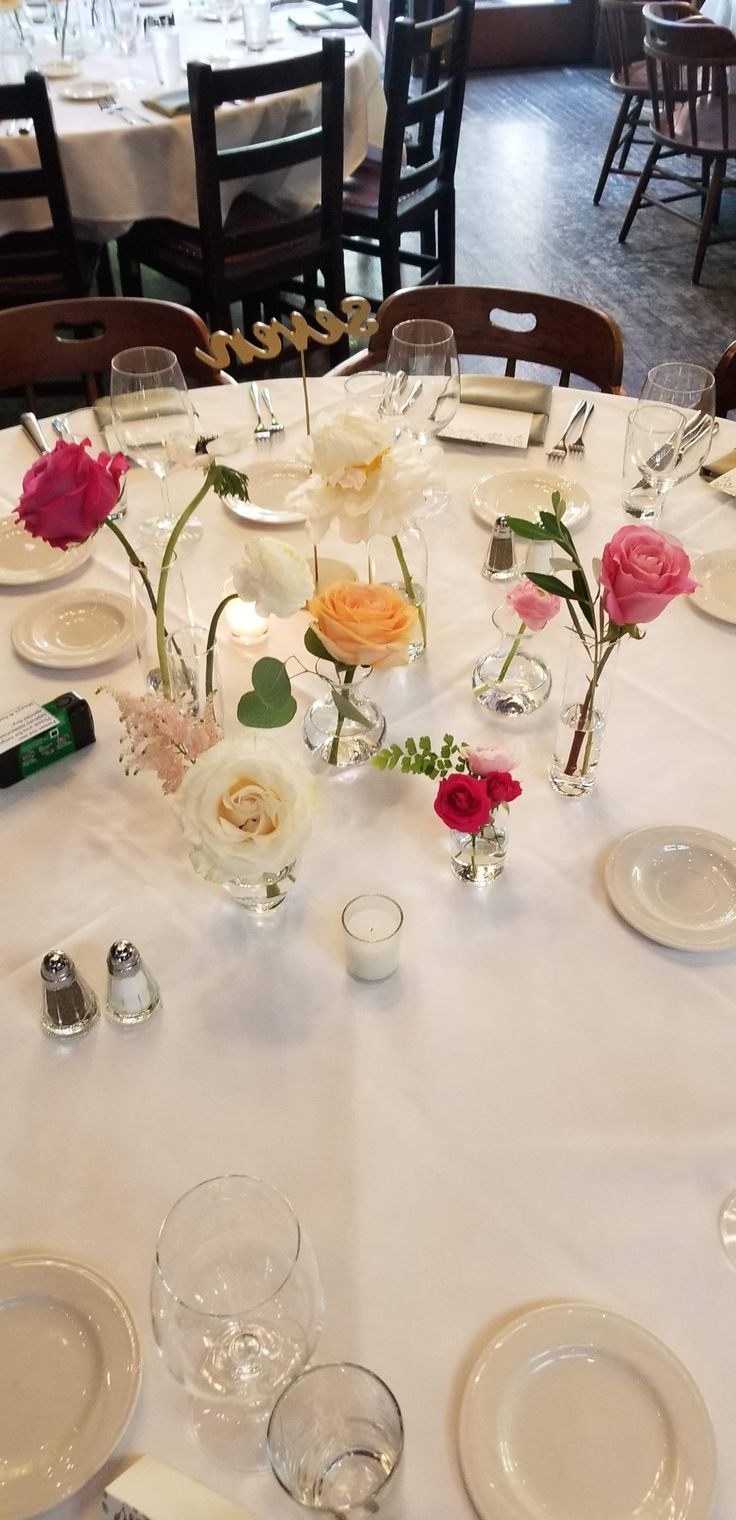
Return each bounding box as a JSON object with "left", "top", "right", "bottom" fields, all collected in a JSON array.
[
  {"left": 288, "top": 411, "right": 440, "bottom": 545},
  {"left": 231, "top": 535, "right": 313, "bottom": 618},
  {"left": 174, "top": 741, "right": 314, "bottom": 885}
]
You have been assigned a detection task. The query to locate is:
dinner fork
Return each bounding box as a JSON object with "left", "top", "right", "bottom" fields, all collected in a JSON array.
[
  {"left": 261, "top": 387, "right": 284, "bottom": 434},
  {"left": 546, "top": 398, "right": 587, "bottom": 462},
  {"left": 568, "top": 402, "right": 595, "bottom": 458},
  {"left": 99, "top": 97, "right": 142, "bottom": 126},
  {"left": 249, "top": 382, "right": 271, "bottom": 440}
]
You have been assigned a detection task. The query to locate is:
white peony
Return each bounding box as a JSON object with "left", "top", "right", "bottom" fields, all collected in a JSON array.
[
  {"left": 231, "top": 535, "right": 313, "bottom": 618},
  {"left": 288, "top": 411, "right": 440, "bottom": 544},
  {"left": 174, "top": 740, "right": 314, "bottom": 885}
]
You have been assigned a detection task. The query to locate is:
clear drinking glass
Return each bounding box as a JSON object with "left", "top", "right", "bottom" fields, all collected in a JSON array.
[
  {"left": 243, "top": 0, "right": 270, "bottom": 49},
  {"left": 623, "top": 401, "right": 686, "bottom": 524},
  {"left": 110, "top": 347, "right": 201, "bottom": 550},
  {"left": 268, "top": 1363, "right": 404, "bottom": 1515},
  {"left": 151, "top": 1175, "right": 324, "bottom": 1470},
  {"left": 640, "top": 362, "right": 716, "bottom": 483},
  {"left": 343, "top": 370, "right": 386, "bottom": 414},
  {"left": 382, "top": 319, "right": 459, "bottom": 516},
  {"left": 152, "top": 27, "right": 182, "bottom": 84}
]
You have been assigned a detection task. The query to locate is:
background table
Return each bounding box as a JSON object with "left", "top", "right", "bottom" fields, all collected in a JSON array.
[
  {"left": 1, "top": 379, "right": 736, "bottom": 1520},
  {"left": 0, "top": 10, "right": 385, "bottom": 239}
]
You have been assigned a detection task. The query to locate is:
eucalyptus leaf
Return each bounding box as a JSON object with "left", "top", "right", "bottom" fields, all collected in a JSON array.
[
  {"left": 237, "top": 690, "right": 297, "bottom": 729},
  {"left": 252, "top": 656, "right": 292, "bottom": 706},
  {"left": 332, "top": 690, "right": 372, "bottom": 728}
]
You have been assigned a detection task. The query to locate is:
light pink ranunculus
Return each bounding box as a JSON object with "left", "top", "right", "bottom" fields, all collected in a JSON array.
[
  {"left": 600, "top": 526, "right": 698, "bottom": 627},
  {"left": 506, "top": 577, "right": 561, "bottom": 631},
  {"left": 463, "top": 745, "right": 517, "bottom": 778}
]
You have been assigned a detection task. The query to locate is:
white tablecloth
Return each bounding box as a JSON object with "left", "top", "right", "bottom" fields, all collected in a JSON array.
[
  {"left": 2, "top": 379, "right": 736, "bottom": 1520},
  {"left": 0, "top": 12, "right": 385, "bottom": 238},
  {"left": 701, "top": 0, "right": 736, "bottom": 33}
]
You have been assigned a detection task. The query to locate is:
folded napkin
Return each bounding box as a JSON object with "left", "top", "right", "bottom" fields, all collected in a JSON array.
[
  {"left": 458, "top": 375, "right": 552, "bottom": 446},
  {"left": 289, "top": 6, "right": 359, "bottom": 29},
  {"left": 700, "top": 445, "right": 736, "bottom": 481},
  {"left": 140, "top": 88, "right": 190, "bottom": 116}
]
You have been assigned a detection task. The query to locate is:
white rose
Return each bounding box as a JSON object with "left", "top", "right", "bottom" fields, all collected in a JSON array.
[
  {"left": 231, "top": 535, "right": 313, "bottom": 618},
  {"left": 174, "top": 740, "right": 314, "bottom": 885},
  {"left": 289, "top": 411, "right": 439, "bottom": 544}
]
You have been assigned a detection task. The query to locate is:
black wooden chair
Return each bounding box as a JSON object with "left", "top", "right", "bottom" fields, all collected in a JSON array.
[
  {"left": 0, "top": 72, "right": 111, "bottom": 309},
  {"left": 117, "top": 40, "right": 346, "bottom": 333},
  {"left": 343, "top": 0, "right": 373, "bottom": 34},
  {"left": 619, "top": 2, "right": 736, "bottom": 283},
  {"left": 342, "top": 0, "right": 474, "bottom": 301},
  {"left": 715, "top": 339, "right": 736, "bottom": 417}
]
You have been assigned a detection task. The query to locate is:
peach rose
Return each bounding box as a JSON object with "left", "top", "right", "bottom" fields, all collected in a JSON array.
[{"left": 308, "top": 580, "right": 418, "bottom": 668}]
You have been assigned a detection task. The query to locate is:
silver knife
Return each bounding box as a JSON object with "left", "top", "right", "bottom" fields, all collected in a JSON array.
[
  {"left": 636, "top": 412, "right": 716, "bottom": 485},
  {"left": 20, "top": 412, "right": 52, "bottom": 454}
]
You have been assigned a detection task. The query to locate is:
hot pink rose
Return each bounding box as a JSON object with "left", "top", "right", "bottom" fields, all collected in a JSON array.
[
  {"left": 434, "top": 774, "right": 491, "bottom": 833},
  {"left": 463, "top": 745, "right": 517, "bottom": 777},
  {"left": 506, "top": 577, "right": 561, "bottom": 631},
  {"left": 600, "top": 526, "right": 698, "bottom": 627},
  {"left": 17, "top": 439, "right": 129, "bottom": 550},
  {"left": 485, "top": 771, "right": 522, "bottom": 807}
]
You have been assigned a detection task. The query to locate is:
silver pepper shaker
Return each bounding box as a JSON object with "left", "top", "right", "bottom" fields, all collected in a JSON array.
[
  {"left": 40, "top": 951, "right": 99, "bottom": 1040},
  {"left": 106, "top": 940, "right": 161, "bottom": 1026},
  {"left": 481, "top": 514, "right": 516, "bottom": 581}
]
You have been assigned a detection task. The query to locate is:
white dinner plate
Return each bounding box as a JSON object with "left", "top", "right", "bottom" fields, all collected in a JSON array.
[
  {"left": 690, "top": 550, "right": 736, "bottom": 625},
  {"left": 605, "top": 825, "right": 736, "bottom": 952},
  {"left": 0, "top": 1255, "right": 141, "bottom": 1520},
  {"left": 0, "top": 513, "right": 92, "bottom": 585},
  {"left": 471, "top": 468, "right": 590, "bottom": 532},
  {"left": 223, "top": 460, "right": 308, "bottom": 525},
  {"left": 60, "top": 79, "right": 116, "bottom": 101},
  {"left": 458, "top": 1302, "right": 716, "bottom": 1520},
  {"left": 11, "top": 587, "right": 135, "bottom": 668}
]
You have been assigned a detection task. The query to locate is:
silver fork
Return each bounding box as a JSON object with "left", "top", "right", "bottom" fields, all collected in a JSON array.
[
  {"left": 249, "top": 382, "right": 271, "bottom": 440},
  {"left": 546, "top": 398, "right": 587, "bottom": 462},
  {"left": 261, "top": 387, "right": 283, "bottom": 434},
  {"left": 568, "top": 401, "right": 595, "bottom": 458},
  {"left": 99, "top": 97, "right": 140, "bottom": 126}
]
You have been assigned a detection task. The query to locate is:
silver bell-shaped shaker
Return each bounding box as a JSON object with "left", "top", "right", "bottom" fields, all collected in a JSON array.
[
  {"left": 106, "top": 940, "right": 161, "bottom": 1026},
  {"left": 40, "top": 951, "right": 99, "bottom": 1040},
  {"left": 481, "top": 514, "right": 516, "bottom": 582}
]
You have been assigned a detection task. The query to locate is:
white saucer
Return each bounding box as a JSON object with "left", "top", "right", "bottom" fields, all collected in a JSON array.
[
  {"left": 606, "top": 825, "right": 736, "bottom": 951},
  {"left": 61, "top": 79, "right": 116, "bottom": 101},
  {"left": 223, "top": 460, "right": 308, "bottom": 525},
  {"left": 0, "top": 513, "right": 92, "bottom": 585},
  {"left": 690, "top": 550, "right": 736, "bottom": 625},
  {"left": 0, "top": 1255, "right": 141, "bottom": 1520},
  {"left": 12, "top": 587, "right": 135, "bottom": 668},
  {"left": 458, "top": 1302, "right": 716, "bottom": 1520},
  {"left": 471, "top": 468, "right": 590, "bottom": 532}
]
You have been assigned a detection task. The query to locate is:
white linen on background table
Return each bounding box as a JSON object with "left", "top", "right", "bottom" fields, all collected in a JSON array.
[
  {"left": 701, "top": 0, "right": 736, "bottom": 32},
  {"left": 1, "top": 379, "right": 736, "bottom": 1520},
  {"left": 0, "top": 14, "right": 385, "bottom": 239}
]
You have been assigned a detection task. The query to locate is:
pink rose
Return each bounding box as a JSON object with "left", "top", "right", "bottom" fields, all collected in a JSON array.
[
  {"left": 506, "top": 577, "right": 561, "bottom": 631},
  {"left": 463, "top": 745, "right": 517, "bottom": 777},
  {"left": 17, "top": 439, "right": 129, "bottom": 550},
  {"left": 434, "top": 774, "right": 491, "bottom": 833},
  {"left": 485, "top": 771, "right": 522, "bottom": 807},
  {"left": 600, "top": 526, "right": 698, "bottom": 627}
]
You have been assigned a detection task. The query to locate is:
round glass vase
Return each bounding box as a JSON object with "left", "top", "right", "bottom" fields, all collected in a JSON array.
[
  {"left": 472, "top": 605, "right": 552, "bottom": 717},
  {"left": 303, "top": 668, "right": 386, "bottom": 769},
  {"left": 368, "top": 524, "right": 428, "bottom": 661},
  {"left": 0, "top": 11, "right": 33, "bottom": 81},
  {"left": 450, "top": 813, "right": 508, "bottom": 884},
  {"left": 549, "top": 631, "right": 620, "bottom": 798},
  {"left": 222, "top": 861, "right": 298, "bottom": 914},
  {"left": 130, "top": 550, "right": 192, "bottom": 695}
]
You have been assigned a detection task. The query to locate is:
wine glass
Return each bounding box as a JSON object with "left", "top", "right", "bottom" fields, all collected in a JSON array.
[
  {"left": 382, "top": 319, "right": 460, "bottom": 516},
  {"left": 640, "top": 363, "right": 716, "bottom": 484},
  {"left": 623, "top": 401, "right": 686, "bottom": 524},
  {"left": 208, "top": 0, "right": 241, "bottom": 60},
  {"left": 113, "top": 0, "right": 142, "bottom": 83},
  {"left": 110, "top": 346, "right": 202, "bottom": 551},
  {"left": 151, "top": 1174, "right": 324, "bottom": 1470}
]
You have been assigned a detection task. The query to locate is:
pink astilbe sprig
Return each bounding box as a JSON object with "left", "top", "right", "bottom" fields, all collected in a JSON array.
[{"left": 105, "top": 689, "right": 222, "bottom": 794}]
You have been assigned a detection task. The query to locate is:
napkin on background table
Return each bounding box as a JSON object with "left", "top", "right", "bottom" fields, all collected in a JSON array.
[
  {"left": 454, "top": 375, "right": 552, "bottom": 446},
  {"left": 140, "top": 89, "right": 191, "bottom": 116}
]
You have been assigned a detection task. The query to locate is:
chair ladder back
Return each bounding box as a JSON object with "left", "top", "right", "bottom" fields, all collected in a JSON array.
[
  {"left": 0, "top": 72, "right": 84, "bottom": 295},
  {"left": 378, "top": 3, "right": 470, "bottom": 219}
]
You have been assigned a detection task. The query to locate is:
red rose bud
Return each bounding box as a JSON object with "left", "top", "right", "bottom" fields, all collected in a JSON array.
[
  {"left": 434, "top": 774, "right": 492, "bottom": 833},
  {"left": 17, "top": 439, "right": 129, "bottom": 550},
  {"left": 485, "top": 770, "right": 522, "bottom": 807}
]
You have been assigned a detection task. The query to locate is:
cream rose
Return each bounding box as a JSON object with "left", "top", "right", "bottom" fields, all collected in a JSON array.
[
  {"left": 174, "top": 741, "right": 314, "bottom": 885},
  {"left": 232, "top": 535, "right": 313, "bottom": 618},
  {"left": 289, "top": 411, "right": 440, "bottom": 544},
  {"left": 308, "top": 580, "right": 418, "bottom": 668}
]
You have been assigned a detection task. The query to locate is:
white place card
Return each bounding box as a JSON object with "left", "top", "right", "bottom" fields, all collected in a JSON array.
[
  {"left": 438, "top": 403, "right": 532, "bottom": 449},
  {"left": 710, "top": 468, "right": 736, "bottom": 498},
  {"left": 102, "top": 1457, "right": 262, "bottom": 1520}
]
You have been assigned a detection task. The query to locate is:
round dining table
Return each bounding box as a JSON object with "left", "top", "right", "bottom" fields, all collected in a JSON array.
[
  {"left": 1, "top": 375, "right": 735, "bottom": 1520},
  {"left": 0, "top": 7, "right": 385, "bottom": 240}
]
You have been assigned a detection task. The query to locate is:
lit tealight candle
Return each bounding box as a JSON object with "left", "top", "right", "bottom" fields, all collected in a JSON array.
[
  {"left": 224, "top": 578, "right": 269, "bottom": 644},
  {"left": 342, "top": 894, "right": 403, "bottom": 982}
]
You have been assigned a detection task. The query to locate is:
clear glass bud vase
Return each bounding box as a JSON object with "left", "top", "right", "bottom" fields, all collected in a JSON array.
[
  {"left": 472, "top": 605, "right": 552, "bottom": 717},
  {"left": 368, "top": 524, "right": 428, "bottom": 661},
  {"left": 130, "top": 550, "right": 192, "bottom": 695},
  {"left": 303, "top": 668, "right": 386, "bottom": 768},
  {"left": 450, "top": 814, "right": 508, "bottom": 883},
  {"left": 222, "top": 861, "right": 298, "bottom": 914},
  {"left": 550, "top": 631, "right": 620, "bottom": 798}
]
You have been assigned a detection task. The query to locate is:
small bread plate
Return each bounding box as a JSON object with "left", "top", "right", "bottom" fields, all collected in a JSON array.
[
  {"left": 11, "top": 587, "right": 135, "bottom": 669},
  {"left": 0, "top": 1254, "right": 141, "bottom": 1520},
  {"left": 222, "top": 460, "right": 308, "bottom": 525},
  {"left": 458, "top": 1301, "right": 716, "bottom": 1520},
  {"left": 471, "top": 468, "right": 590, "bottom": 532},
  {"left": 0, "top": 511, "right": 92, "bottom": 586},
  {"left": 605, "top": 824, "right": 736, "bottom": 952},
  {"left": 690, "top": 549, "right": 736, "bottom": 626},
  {"left": 60, "top": 79, "right": 116, "bottom": 101}
]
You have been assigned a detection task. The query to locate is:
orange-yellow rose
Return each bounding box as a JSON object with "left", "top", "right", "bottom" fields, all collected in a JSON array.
[{"left": 308, "top": 581, "right": 418, "bottom": 668}]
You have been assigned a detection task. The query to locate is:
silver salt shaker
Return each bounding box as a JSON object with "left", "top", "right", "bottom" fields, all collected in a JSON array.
[
  {"left": 106, "top": 940, "right": 161, "bottom": 1026},
  {"left": 41, "top": 951, "right": 99, "bottom": 1040},
  {"left": 481, "top": 514, "right": 516, "bottom": 582}
]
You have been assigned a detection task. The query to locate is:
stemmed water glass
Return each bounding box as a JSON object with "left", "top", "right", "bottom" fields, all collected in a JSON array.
[
  {"left": 623, "top": 401, "right": 686, "bottom": 524},
  {"left": 382, "top": 319, "right": 460, "bottom": 516},
  {"left": 640, "top": 363, "right": 716, "bottom": 484},
  {"left": 113, "top": 0, "right": 142, "bottom": 84},
  {"left": 151, "top": 1174, "right": 325, "bottom": 1469},
  {"left": 208, "top": 0, "right": 241, "bottom": 60},
  {"left": 110, "top": 346, "right": 201, "bottom": 550}
]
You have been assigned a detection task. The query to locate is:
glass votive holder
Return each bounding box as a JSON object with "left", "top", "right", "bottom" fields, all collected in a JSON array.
[
  {"left": 343, "top": 370, "right": 387, "bottom": 416},
  {"left": 268, "top": 1363, "right": 404, "bottom": 1516},
  {"left": 223, "top": 578, "right": 269, "bottom": 643},
  {"left": 342, "top": 894, "right": 403, "bottom": 982}
]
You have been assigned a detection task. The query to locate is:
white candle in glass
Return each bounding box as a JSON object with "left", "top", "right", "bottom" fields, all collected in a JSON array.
[
  {"left": 225, "top": 596, "right": 269, "bottom": 643},
  {"left": 342, "top": 894, "right": 403, "bottom": 981}
]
